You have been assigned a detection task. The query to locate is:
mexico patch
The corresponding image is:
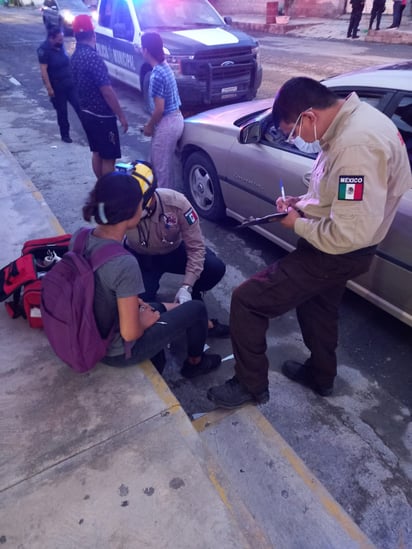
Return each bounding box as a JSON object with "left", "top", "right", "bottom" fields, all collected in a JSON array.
[
  {"left": 184, "top": 207, "right": 199, "bottom": 225},
  {"left": 338, "top": 175, "right": 364, "bottom": 201}
]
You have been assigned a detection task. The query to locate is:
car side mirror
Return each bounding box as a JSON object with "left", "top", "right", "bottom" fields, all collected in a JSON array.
[
  {"left": 224, "top": 16, "right": 232, "bottom": 25},
  {"left": 239, "top": 121, "right": 262, "bottom": 144}
]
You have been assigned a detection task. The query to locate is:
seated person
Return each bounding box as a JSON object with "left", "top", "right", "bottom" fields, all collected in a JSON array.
[
  {"left": 80, "top": 171, "right": 222, "bottom": 378},
  {"left": 124, "top": 162, "right": 229, "bottom": 338}
]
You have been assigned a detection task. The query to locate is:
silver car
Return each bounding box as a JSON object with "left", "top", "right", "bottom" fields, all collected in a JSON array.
[
  {"left": 179, "top": 62, "right": 412, "bottom": 326},
  {"left": 41, "top": 0, "right": 93, "bottom": 35}
]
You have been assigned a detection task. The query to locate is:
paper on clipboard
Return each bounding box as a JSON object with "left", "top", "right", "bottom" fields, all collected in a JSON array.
[{"left": 235, "top": 212, "right": 288, "bottom": 229}]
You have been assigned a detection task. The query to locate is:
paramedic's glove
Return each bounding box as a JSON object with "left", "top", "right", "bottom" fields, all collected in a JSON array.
[{"left": 175, "top": 285, "right": 192, "bottom": 304}]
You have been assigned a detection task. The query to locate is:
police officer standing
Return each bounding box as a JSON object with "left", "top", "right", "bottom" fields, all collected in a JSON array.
[
  {"left": 207, "top": 77, "right": 412, "bottom": 409},
  {"left": 125, "top": 162, "right": 229, "bottom": 338},
  {"left": 347, "top": 0, "right": 365, "bottom": 38},
  {"left": 37, "top": 27, "right": 81, "bottom": 143}
]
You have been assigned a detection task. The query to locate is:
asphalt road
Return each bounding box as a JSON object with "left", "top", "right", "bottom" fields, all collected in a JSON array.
[{"left": 0, "top": 7, "right": 411, "bottom": 548}]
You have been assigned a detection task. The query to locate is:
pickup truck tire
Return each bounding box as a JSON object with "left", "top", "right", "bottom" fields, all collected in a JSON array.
[{"left": 183, "top": 151, "right": 226, "bottom": 221}]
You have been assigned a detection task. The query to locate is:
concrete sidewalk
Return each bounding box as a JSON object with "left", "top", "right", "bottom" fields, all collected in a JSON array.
[
  {"left": 0, "top": 140, "right": 375, "bottom": 547},
  {"left": 231, "top": 13, "right": 412, "bottom": 44}
]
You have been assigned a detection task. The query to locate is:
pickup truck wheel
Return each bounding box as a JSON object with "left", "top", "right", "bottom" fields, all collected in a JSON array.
[{"left": 183, "top": 152, "right": 226, "bottom": 221}]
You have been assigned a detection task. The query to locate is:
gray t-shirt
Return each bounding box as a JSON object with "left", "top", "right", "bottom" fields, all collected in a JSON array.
[{"left": 71, "top": 230, "right": 145, "bottom": 356}]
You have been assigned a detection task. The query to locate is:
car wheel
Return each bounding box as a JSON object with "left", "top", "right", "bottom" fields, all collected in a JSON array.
[{"left": 183, "top": 152, "right": 226, "bottom": 221}]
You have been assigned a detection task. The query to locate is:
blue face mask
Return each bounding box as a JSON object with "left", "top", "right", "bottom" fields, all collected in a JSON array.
[{"left": 293, "top": 136, "right": 322, "bottom": 155}]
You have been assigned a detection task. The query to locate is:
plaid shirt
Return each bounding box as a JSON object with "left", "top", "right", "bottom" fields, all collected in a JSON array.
[{"left": 149, "top": 62, "right": 181, "bottom": 115}]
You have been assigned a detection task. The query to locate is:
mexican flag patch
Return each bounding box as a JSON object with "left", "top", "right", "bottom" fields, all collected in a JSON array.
[
  {"left": 184, "top": 207, "right": 199, "bottom": 225},
  {"left": 338, "top": 175, "right": 364, "bottom": 201}
]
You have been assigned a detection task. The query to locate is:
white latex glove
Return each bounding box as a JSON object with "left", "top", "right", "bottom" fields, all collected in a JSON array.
[{"left": 175, "top": 286, "right": 192, "bottom": 304}]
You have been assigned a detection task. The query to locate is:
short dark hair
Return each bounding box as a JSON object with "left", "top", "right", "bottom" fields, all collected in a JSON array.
[
  {"left": 83, "top": 172, "right": 143, "bottom": 225},
  {"left": 272, "top": 77, "right": 338, "bottom": 127},
  {"left": 47, "top": 26, "right": 63, "bottom": 39},
  {"left": 141, "top": 32, "right": 165, "bottom": 63}
]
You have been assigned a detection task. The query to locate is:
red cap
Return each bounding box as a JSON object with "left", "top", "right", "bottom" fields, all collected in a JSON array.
[{"left": 72, "top": 14, "right": 94, "bottom": 34}]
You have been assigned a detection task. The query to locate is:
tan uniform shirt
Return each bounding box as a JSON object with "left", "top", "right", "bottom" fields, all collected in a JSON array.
[
  {"left": 125, "top": 189, "right": 205, "bottom": 287},
  {"left": 294, "top": 93, "right": 412, "bottom": 254}
]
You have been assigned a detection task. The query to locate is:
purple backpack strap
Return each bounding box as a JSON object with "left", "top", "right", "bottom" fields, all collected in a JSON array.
[
  {"left": 79, "top": 232, "right": 132, "bottom": 359},
  {"left": 72, "top": 228, "right": 129, "bottom": 271},
  {"left": 72, "top": 227, "right": 93, "bottom": 254}
]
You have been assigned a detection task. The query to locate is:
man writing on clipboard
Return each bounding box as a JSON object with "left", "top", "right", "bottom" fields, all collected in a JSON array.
[{"left": 207, "top": 77, "right": 411, "bottom": 409}]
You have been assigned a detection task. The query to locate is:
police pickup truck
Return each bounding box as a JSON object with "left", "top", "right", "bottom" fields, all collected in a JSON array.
[{"left": 94, "top": 0, "right": 262, "bottom": 108}]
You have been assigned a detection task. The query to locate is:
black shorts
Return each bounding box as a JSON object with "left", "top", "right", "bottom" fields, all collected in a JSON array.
[{"left": 80, "top": 111, "right": 121, "bottom": 160}]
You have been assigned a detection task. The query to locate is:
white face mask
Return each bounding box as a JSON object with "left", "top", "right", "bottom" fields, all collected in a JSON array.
[{"left": 293, "top": 135, "right": 322, "bottom": 155}]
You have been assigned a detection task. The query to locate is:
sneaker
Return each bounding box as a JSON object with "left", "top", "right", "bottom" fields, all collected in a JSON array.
[
  {"left": 207, "top": 376, "right": 269, "bottom": 409},
  {"left": 61, "top": 135, "right": 73, "bottom": 143},
  {"left": 208, "top": 318, "right": 230, "bottom": 338},
  {"left": 281, "top": 360, "right": 333, "bottom": 397},
  {"left": 181, "top": 353, "right": 221, "bottom": 379}
]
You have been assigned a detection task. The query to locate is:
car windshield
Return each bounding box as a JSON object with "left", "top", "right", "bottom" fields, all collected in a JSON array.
[
  {"left": 135, "top": 0, "right": 224, "bottom": 30},
  {"left": 58, "top": 0, "right": 88, "bottom": 10}
]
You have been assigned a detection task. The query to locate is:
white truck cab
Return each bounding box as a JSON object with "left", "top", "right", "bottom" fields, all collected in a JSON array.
[{"left": 94, "top": 0, "right": 262, "bottom": 108}]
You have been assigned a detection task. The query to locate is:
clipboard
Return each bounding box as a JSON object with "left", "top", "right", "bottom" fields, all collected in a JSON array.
[{"left": 236, "top": 212, "right": 288, "bottom": 229}]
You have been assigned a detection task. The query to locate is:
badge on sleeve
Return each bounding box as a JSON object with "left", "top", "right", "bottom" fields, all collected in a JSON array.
[
  {"left": 338, "top": 175, "right": 364, "bottom": 201},
  {"left": 184, "top": 207, "right": 199, "bottom": 225}
]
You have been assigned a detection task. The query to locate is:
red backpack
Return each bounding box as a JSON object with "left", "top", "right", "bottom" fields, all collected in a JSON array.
[{"left": 0, "top": 234, "right": 71, "bottom": 328}]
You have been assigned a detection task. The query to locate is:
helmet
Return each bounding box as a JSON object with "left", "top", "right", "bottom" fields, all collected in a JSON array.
[{"left": 130, "top": 161, "right": 157, "bottom": 209}]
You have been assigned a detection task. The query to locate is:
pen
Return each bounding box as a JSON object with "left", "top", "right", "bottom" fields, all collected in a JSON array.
[{"left": 280, "top": 180, "right": 286, "bottom": 202}]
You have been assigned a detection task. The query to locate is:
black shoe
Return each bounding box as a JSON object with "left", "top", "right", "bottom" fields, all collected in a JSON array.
[
  {"left": 376, "top": 27, "right": 380, "bottom": 30},
  {"left": 207, "top": 376, "right": 269, "bottom": 409},
  {"left": 281, "top": 360, "right": 333, "bottom": 397},
  {"left": 387, "top": 25, "right": 397, "bottom": 29},
  {"left": 352, "top": 34, "right": 360, "bottom": 39},
  {"left": 61, "top": 135, "right": 73, "bottom": 143},
  {"left": 181, "top": 353, "right": 221, "bottom": 379},
  {"left": 208, "top": 318, "right": 230, "bottom": 338}
]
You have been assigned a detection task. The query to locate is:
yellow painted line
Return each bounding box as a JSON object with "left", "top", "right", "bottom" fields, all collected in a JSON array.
[
  {"left": 247, "top": 406, "right": 376, "bottom": 548},
  {"left": 192, "top": 408, "right": 238, "bottom": 432},
  {"left": 139, "top": 360, "right": 182, "bottom": 413},
  {"left": 207, "top": 468, "right": 233, "bottom": 511}
]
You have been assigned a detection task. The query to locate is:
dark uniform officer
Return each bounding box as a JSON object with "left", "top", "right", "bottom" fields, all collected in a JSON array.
[
  {"left": 37, "top": 26, "right": 80, "bottom": 143},
  {"left": 347, "top": 0, "right": 365, "bottom": 38}
]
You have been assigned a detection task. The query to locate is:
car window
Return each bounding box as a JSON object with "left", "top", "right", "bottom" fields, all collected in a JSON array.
[
  {"left": 391, "top": 95, "right": 412, "bottom": 168},
  {"left": 328, "top": 87, "right": 389, "bottom": 110},
  {"left": 262, "top": 118, "right": 318, "bottom": 159},
  {"left": 134, "top": 0, "right": 223, "bottom": 29},
  {"left": 99, "top": 0, "right": 113, "bottom": 27},
  {"left": 111, "top": 0, "right": 134, "bottom": 40},
  {"left": 44, "top": 0, "right": 57, "bottom": 7}
]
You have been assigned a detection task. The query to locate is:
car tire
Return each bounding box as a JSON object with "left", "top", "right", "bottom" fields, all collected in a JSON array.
[{"left": 183, "top": 152, "right": 226, "bottom": 221}]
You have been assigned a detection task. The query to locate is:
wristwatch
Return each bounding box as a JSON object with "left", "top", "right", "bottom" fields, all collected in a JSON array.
[{"left": 181, "top": 284, "right": 192, "bottom": 293}]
